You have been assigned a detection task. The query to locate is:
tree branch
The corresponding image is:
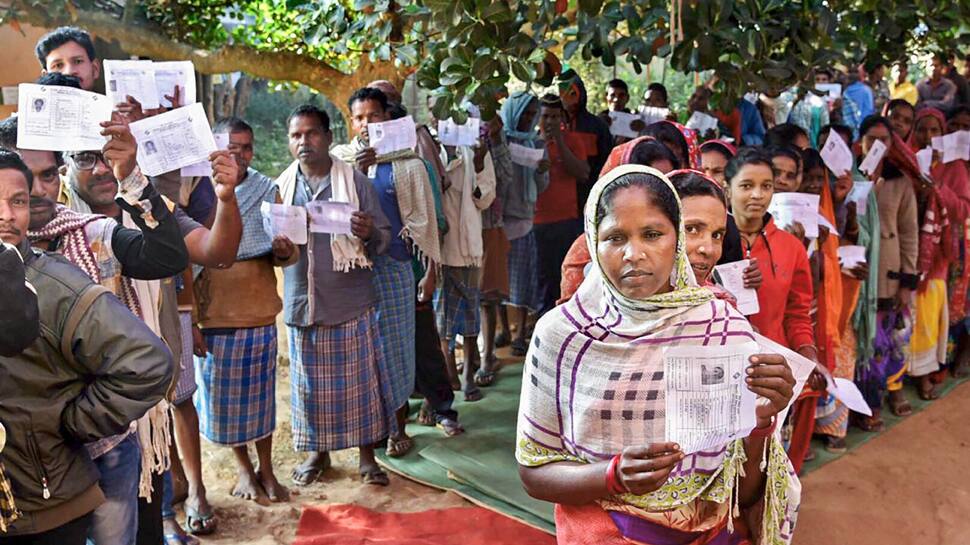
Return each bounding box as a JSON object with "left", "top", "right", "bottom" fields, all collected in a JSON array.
[{"left": 10, "top": 1, "right": 404, "bottom": 117}]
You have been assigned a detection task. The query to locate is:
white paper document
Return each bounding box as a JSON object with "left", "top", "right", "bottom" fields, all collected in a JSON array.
[
  {"left": 943, "top": 130, "right": 970, "bottom": 163},
  {"left": 104, "top": 59, "right": 161, "bottom": 110},
  {"left": 260, "top": 202, "right": 308, "bottom": 245},
  {"left": 307, "top": 201, "right": 354, "bottom": 235},
  {"left": 768, "top": 192, "right": 820, "bottom": 238},
  {"left": 639, "top": 106, "right": 669, "bottom": 125},
  {"left": 838, "top": 245, "right": 867, "bottom": 269},
  {"left": 16, "top": 83, "right": 113, "bottom": 151},
  {"left": 819, "top": 131, "right": 853, "bottom": 177},
  {"left": 608, "top": 111, "right": 641, "bottom": 138},
  {"left": 664, "top": 343, "right": 760, "bottom": 454},
  {"left": 917, "top": 147, "right": 934, "bottom": 177},
  {"left": 846, "top": 180, "right": 873, "bottom": 217},
  {"left": 129, "top": 102, "right": 217, "bottom": 177},
  {"left": 368, "top": 115, "right": 417, "bottom": 155},
  {"left": 931, "top": 135, "right": 945, "bottom": 152},
  {"left": 180, "top": 132, "right": 229, "bottom": 177},
  {"left": 858, "top": 139, "right": 887, "bottom": 176},
  {"left": 685, "top": 111, "right": 719, "bottom": 135},
  {"left": 508, "top": 143, "right": 544, "bottom": 168},
  {"left": 437, "top": 118, "right": 480, "bottom": 147},
  {"left": 712, "top": 260, "right": 760, "bottom": 315},
  {"left": 153, "top": 61, "right": 197, "bottom": 107},
  {"left": 817, "top": 212, "right": 838, "bottom": 237},
  {"left": 749, "top": 332, "right": 815, "bottom": 428}
]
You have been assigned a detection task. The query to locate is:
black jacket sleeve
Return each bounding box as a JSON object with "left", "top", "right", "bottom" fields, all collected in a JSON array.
[
  {"left": 60, "top": 289, "right": 174, "bottom": 442},
  {"left": 0, "top": 244, "right": 39, "bottom": 356},
  {"left": 111, "top": 180, "right": 190, "bottom": 280}
]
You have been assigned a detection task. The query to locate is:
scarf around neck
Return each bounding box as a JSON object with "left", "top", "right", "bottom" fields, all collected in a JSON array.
[{"left": 332, "top": 138, "right": 442, "bottom": 265}]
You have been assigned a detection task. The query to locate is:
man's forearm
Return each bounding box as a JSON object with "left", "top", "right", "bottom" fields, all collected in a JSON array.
[
  {"left": 114, "top": 182, "right": 190, "bottom": 278},
  {"left": 192, "top": 195, "right": 242, "bottom": 267}
]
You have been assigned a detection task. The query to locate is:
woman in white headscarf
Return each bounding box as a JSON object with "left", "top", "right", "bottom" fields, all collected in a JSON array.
[{"left": 516, "top": 165, "right": 801, "bottom": 544}]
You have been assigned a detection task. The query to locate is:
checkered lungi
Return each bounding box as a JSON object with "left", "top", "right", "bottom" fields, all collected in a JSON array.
[
  {"left": 506, "top": 230, "right": 540, "bottom": 312},
  {"left": 194, "top": 324, "right": 277, "bottom": 446},
  {"left": 288, "top": 309, "right": 390, "bottom": 452},
  {"left": 434, "top": 266, "right": 481, "bottom": 340},
  {"left": 372, "top": 255, "right": 416, "bottom": 427},
  {"left": 173, "top": 311, "right": 199, "bottom": 405}
]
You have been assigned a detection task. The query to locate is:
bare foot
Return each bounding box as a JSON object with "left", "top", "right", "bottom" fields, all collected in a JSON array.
[
  {"left": 232, "top": 471, "right": 271, "bottom": 506},
  {"left": 257, "top": 466, "right": 290, "bottom": 503}
]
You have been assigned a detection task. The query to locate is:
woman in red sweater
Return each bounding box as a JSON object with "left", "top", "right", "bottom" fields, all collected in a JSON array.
[{"left": 725, "top": 147, "right": 823, "bottom": 472}]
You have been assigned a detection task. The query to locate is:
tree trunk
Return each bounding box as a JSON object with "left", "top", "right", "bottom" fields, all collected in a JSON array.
[{"left": 233, "top": 75, "right": 253, "bottom": 118}]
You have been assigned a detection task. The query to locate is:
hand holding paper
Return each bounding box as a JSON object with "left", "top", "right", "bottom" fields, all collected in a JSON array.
[
  {"left": 820, "top": 131, "right": 853, "bottom": 177},
  {"left": 307, "top": 201, "right": 355, "bottom": 235},
  {"left": 608, "top": 111, "right": 642, "bottom": 139},
  {"left": 508, "top": 143, "right": 544, "bottom": 168},
  {"left": 368, "top": 116, "right": 417, "bottom": 155},
  {"left": 438, "top": 118, "right": 480, "bottom": 147},
  {"left": 858, "top": 139, "right": 887, "bottom": 176},
  {"left": 129, "top": 102, "right": 217, "bottom": 176},
  {"left": 713, "top": 260, "right": 760, "bottom": 315},
  {"left": 16, "top": 83, "right": 113, "bottom": 151},
  {"left": 261, "top": 202, "right": 308, "bottom": 245}
]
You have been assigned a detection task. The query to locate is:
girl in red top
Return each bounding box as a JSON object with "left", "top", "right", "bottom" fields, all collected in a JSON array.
[{"left": 725, "top": 147, "right": 823, "bottom": 472}]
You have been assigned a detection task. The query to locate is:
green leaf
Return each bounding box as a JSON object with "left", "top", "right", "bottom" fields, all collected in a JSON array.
[{"left": 510, "top": 60, "right": 536, "bottom": 82}]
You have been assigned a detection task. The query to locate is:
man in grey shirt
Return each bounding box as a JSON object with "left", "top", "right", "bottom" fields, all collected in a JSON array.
[
  {"left": 276, "top": 105, "right": 395, "bottom": 488},
  {"left": 918, "top": 55, "right": 959, "bottom": 113}
]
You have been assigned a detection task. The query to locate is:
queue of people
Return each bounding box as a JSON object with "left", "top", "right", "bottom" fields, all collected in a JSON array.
[{"left": 1, "top": 23, "right": 968, "bottom": 545}]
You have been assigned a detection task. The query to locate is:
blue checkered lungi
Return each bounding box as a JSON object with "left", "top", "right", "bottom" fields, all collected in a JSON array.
[
  {"left": 434, "top": 266, "right": 481, "bottom": 340},
  {"left": 288, "top": 309, "right": 390, "bottom": 452},
  {"left": 194, "top": 324, "right": 277, "bottom": 446},
  {"left": 372, "top": 255, "right": 416, "bottom": 430},
  {"left": 506, "top": 230, "right": 540, "bottom": 312}
]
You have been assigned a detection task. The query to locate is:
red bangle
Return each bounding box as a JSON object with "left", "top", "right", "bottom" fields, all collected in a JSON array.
[
  {"left": 749, "top": 418, "right": 777, "bottom": 439},
  {"left": 605, "top": 454, "right": 625, "bottom": 495}
]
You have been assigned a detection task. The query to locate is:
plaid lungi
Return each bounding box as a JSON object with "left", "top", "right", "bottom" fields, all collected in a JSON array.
[
  {"left": 194, "top": 324, "right": 277, "bottom": 446},
  {"left": 434, "top": 266, "right": 481, "bottom": 340},
  {"left": 288, "top": 309, "right": 390, "bottom": 452},
  {"left": 372, "top": 255, "right": 416, "bottom": 425},
  {"left": 506, "top": 230, "right": 540, "bottom": 311},
  {"left": 173, "top": 311, "right": 199, "bottom": 405}
]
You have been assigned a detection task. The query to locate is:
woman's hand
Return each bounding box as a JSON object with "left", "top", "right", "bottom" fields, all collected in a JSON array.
[
  {"left": 614, "top": 443, "right": 684, "bottom": 496},
  {"left": 742, "top": 257, "right": 762, "bottom": 290},
  {"left": 746, "top": 353, "right": 796, "bottom": 428}
]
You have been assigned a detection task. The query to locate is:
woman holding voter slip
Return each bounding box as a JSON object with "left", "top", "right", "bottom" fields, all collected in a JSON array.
[
  {"left": 516, "top": 164, "right": 802, "bottom": 545},
  {"left": 722, "top": 148, "right": 824, "bottom": 473}
]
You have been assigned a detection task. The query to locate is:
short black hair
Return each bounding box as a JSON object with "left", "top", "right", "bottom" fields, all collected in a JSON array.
[
  {"left": 607, "top": 79, "right": 628, "bottom": 92},
  {"left": 768, "top": 145, "right": 802, "bottom": 170},
  {"left": 347, "top": 87, "right": 388, "bottom": 113},
  {"left": 629, "top": 139, "right": 680, "bottom": 170},
  {"left": 670, "top": 171, "right": 726, "bottom": 205},
  {"left": 596, "top": 172, "right": 680, "bottom": 230},
  {"left": 387, "top": 102, "right": 408, "bottom": 120},
  {"left": 213, "top": 116, "right": 254, "bottom": 137},
  {"left": 725, "top": 146, "right": 776, "bottom": 185},
  {"left": 540, "top": 93, "right": 564, "bottom": 110},
  {"left": 947, "top": 105, "right": 970, "bottom": 121},
  {"left": 0, "top": 150, "right": 33, "bottom": 192},
  {"left": 859, "top": 115, "right": 894, "bottom": 139},
  {"left": 35, "top": 26, "right": 96, "bottom": 68},
  {"left": 286, "top": 104, "right": 330, "bottom": 132},
  {"left": 819, "top": 123, "right": 854, "bottom": 147},
  {"left": 647, "top": 82, "right": 668, "bottom": 103},
  {"left": 0, "top": 117, "right": 64, "bottom": 168},
  {"left": 700, "top": 140, "right": 734, "bottom": 159},
  {"left": 35, "top": 72, "right": 82, "bottom": 89},
  {"left": 801, "top": 147, "right": 825, "bottom": 173},
  {"left": 764, "top": 123, "right": 809, "bottom": 148},
  {"left": 816, "top": 68, "right": 834, "bottom": 80},
  {"left": 885, "top": 98, "right": 915, "bottom": 116},
  {"left": 864, "top": 60, "right": 886, "bottom": 73},
  {"left": 643, "top": 122, "right": 689, "bottom": 167}
]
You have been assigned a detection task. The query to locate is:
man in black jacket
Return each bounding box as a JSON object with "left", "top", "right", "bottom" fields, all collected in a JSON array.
[{"left": 0, "top": 150, "right": 173, "bottom": 543}]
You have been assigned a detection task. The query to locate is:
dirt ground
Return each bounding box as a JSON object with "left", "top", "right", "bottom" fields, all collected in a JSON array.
[{"left": 189, "top": 338, "right": 970, "bottom": 545}]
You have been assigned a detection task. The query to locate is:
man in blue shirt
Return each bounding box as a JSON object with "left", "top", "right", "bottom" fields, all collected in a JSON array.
[{"left": 844, "top": 65, "right": 875, "bottom": 120}]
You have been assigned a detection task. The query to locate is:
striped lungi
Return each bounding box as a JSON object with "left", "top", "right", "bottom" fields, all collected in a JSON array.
[
  {"left": 194, "top": 324, "right": 277, "bottom": 446},
  {"left": 288, "top": 309, "right": 390, "bottom": 452},
  {"left": 434, "top": 266, "right": 481, "bottom": 340},
  {"left": 372, "top": 255, "right": 416, "bottom": 427},
  {"left": 506, "top": 230, "right": 539, "bottom": 312},
  {"left": 173, "top": 311, "right": 198, "bottom": 405}
]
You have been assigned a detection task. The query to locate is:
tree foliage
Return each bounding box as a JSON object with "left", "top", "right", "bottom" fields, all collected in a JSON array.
[{"left": 4, "top": 0, "right": 969, "bottom": 120}]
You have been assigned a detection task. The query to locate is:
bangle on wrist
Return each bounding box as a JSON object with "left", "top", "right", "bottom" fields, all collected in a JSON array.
[
  {"left": 605, "top": 454, "right": 626, "bottom": 495},
  {"left": 749, "top": 417, "right": 777, "bottom": 439}
]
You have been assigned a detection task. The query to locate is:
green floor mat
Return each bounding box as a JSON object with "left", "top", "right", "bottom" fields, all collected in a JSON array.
[
  {"left": 377, "top": 362, "right": 555, "bottom": 533},
  {"left": 801, "top": 374, "right": 968, "bottom": 474}
]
